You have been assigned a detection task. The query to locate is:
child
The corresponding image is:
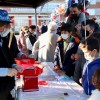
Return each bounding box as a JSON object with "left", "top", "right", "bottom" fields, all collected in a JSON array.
[
  {"left": 88, "top": 68, "right": 100, "bottom": 100},
  {"left": 81, "top": 36, "right": 100, "bottom": 95},
  {"left": 54, "top": 23, "right": 79, "bottom": 77}
]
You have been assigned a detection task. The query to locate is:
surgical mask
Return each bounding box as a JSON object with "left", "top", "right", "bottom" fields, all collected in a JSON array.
[
  {"left": 85, "top": 55, "right": 93, "bottom": 61},
  {"left": 61, "top": 34, "right": 69, "bottom": 40},
  {"left": 0, "top": 28, "right": 10, "bottom": 37},
  {"left": 84, "top": 51, "right": 94, "bottom": 61},
  {"left": 24, "top": 30, "right": 28, "bottom": 33}
]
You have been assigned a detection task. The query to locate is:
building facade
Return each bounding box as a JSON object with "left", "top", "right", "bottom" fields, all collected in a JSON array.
[
  {"left": 0, "top": 0, "right": 99, "bottom": 32},
  {"left": 0, "top": 0, "right": 64, "bottom": 32},
  {"left": 87, "top": 0, "right": 100, "bottom": 22}
]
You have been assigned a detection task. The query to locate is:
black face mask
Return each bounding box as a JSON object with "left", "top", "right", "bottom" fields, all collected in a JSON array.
[
  {"left": 71, "top": 14, "right": 78, "bottom": 19},
  {"left": 81, "top": 29, "right": 90, "bottom": 37}
]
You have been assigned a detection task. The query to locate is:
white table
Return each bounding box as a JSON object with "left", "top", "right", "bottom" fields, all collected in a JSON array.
[{"left": 17, "top": 62, "right": 88, "bottom": 100}]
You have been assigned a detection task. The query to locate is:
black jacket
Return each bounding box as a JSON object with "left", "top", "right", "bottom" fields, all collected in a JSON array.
[
  {"left": 0, "top": 33, "right": 19, "bottom": 92},
  {"left": 54, "top": 38, "right": 79, "bottom": 77}
]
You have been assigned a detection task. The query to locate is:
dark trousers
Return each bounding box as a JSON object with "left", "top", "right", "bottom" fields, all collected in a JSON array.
[{"left": 0, "top": 91, "right": 14, "bottom": 100}]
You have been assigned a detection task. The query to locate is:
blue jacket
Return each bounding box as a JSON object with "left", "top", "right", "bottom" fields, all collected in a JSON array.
[{"left": 82, "top": 58, "right": 100, "bottom": 95}]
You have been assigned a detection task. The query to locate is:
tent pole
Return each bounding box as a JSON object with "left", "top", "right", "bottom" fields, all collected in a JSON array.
[{"left": 35, "top": 8, "right": 38, "bottom": 36}]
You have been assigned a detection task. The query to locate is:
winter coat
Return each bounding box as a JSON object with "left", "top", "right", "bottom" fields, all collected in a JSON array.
[{"left": 32, "top": 31, "right": 58, "bottom": 62}]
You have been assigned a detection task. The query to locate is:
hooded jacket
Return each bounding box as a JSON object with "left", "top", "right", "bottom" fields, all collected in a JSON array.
[{"left": 82, "top": 57, "right": 100, "bottom": 95}]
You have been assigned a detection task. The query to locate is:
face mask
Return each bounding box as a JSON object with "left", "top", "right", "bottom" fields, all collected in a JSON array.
[
  {"left": 33, "top": 32, "right": 36, "bottom": 35},
  {"left": 61, "top": 34, "right": 69, "bottom": 40},
  {"left": 0, "top": 28, "right": 10, "bottom": 37},
  {"left": 24, "top": 30, "right": 28, "bottom": 33},
  {"left": 84, "top": 51, "right": 94, "bottom": 61},
  {"left": 71, "top": 14, "right": 78, "bottom": 19},
  {"left": 85, "top": 55, "right": 93, "bottom": 61},
  {"left": 81, "top": 29, "right": 90, "bottom": 38}
]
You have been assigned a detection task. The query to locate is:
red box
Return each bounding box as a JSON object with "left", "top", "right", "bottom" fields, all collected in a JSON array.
[
  {"left": 23, "top": 76, "right": 38, "bottom": 91},
  {"left": 15, "top": 58, "right": 43, "bottom": 91},
  {"left": 15, "top": 58, "right": 35, "bottom": 66},
  {"left": 18, "top": 67, "right": 43, "bottom": 91}
]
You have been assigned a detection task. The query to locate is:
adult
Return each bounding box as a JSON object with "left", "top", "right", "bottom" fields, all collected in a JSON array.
[
  {"left": 67, "top": 3, "right": 86, "bottom": 29},
  {"left": 26, "top": 25, "right": 37, "bottom": 54},
  {"left": 32, "top": 21, "right": 59, "bottom": 62},
  {"left": 73, "top": 19, "right": 100, "bottom": 85},
  {"left": 41, "top": 22, "right": 47, "bottom": 34},
  {"left": 0, "top": 9, "right": 24, "bottom": 100}
]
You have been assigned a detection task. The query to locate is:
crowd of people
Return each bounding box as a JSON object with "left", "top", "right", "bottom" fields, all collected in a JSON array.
[{"left": 0, "top": 0, "right": 100, "bottom": 100}]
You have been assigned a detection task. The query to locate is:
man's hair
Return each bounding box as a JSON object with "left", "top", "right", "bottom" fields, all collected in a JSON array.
[
  {"left": 82, "top": 19, "right": 96, "bottom": 30},
  {"left": 82, "top": 36, "right": 99, "bottom": 52},
  {"left": 92, "top": 68, "right": 100, "bottom": 90},
  {"left": 60, "top": 23, "right": 72, "bottom": 32},
  {"left": 71, "top": 3, "right": 83, "bottom": 10},
  {"left": 29, "top": 25, "right": 36, "bottom": 30},
  {"left": 91, "top": 32, "right": 100, "bottom": 43}
]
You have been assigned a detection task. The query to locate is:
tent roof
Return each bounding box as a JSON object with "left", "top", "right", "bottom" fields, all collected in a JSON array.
[{"left": 0, "top": 0, "right": 52, "bottom": 8}]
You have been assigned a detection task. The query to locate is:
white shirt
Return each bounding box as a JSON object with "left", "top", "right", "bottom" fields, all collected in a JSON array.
[
  {"left": 82, "top": 60, "right": 93, "bottom": 75},
  {"left": 26, "top": 37, "right": 33, "bottom": 51}
]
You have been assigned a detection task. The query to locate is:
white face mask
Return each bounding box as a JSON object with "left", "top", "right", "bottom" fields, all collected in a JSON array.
[
  {"left": 85, "top": 55, "right": 93, "bottom": 61},
  {"left": 61, "top": 34, "right": 69, "bottom": 40},
  {"left": 84, "top": 52, "right": 94, "bottom": 61},
  {"left": 33, "top": 31, "right": 36, "bottom": 35},
  {"left": 0, "top": 28, "right": 10, "bottom": 37}
]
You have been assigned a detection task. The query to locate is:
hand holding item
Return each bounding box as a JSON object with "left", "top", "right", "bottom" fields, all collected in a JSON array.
[
  {"left": 7, "top": 68, "right": 18, "bottom": 77},
  {"left": 14, "top": 65, "right": 23, "bottom": 73}
]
